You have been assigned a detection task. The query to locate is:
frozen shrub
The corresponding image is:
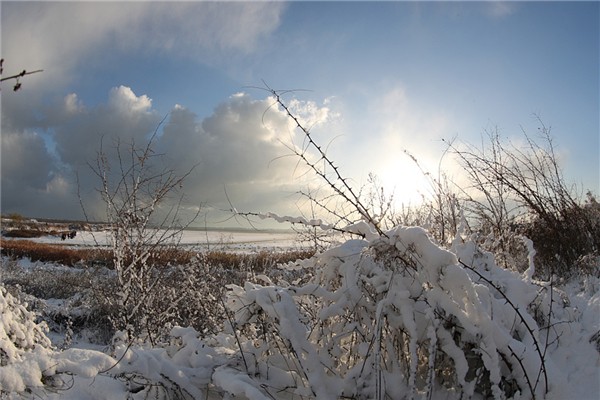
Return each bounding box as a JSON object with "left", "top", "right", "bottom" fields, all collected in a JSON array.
[
  {"left": 204, "top": 90, "right": 578, "bottom": 399},
  {"left": 221, "top": 223, "right": 568, "bottom": 399},
  {"left": 449, "top": 124, "right": 599, "bottom": 278},
  {"left": 521, "top": 192, "right": 600, "bottom": 277},
  {"left": 0, "top": 285, "right": 54, "bottom": 393},
  {"left": 84, "top": 128, "right": 199, "bottom": 344},
  {"left": 0, "top": 285, "right": 51, "bottom": 366}
]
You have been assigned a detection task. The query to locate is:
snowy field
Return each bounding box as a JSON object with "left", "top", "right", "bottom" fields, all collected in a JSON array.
[
  {"left": 1, "top": 224, "right": 599, "bottom": 399},
  {"left": 18, "top": 228, "right": 304, "bottom": 252}
]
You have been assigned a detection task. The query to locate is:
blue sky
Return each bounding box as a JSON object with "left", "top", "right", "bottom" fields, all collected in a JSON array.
[{"left": 1, "top": 1, "right": 598, "bottom": 227}]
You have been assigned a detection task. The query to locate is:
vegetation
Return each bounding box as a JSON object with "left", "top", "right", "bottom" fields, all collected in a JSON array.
[
  {"left": 444, "top": 122, "right": 599, "bottom": 278},
  {"left": 0, "top": 89, "right": 597, "bottom": 399},
  {"left": 0, "top": 238, "right": 312, "bottom": 273},
  {"left": 219, "top": 89, "right": 594, "bottom": 399},
  {"left": 1, "top": 239, "right": 106, "bottom": 266},
  {"left": 81, "top": 128, "right": 201, "bottom": 343},
  {"left": 1, "top": 241, "right": 312, "bottom": 343}
]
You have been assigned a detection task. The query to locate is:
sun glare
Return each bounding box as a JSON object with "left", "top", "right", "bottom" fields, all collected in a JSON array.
[{"left": 376, "top": 156, "right": 434, "bottom": 208}]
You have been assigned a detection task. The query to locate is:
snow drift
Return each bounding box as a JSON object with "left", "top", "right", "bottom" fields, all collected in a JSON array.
[{"left": 1, "top": 223, "right": 598, "bottom": 399}]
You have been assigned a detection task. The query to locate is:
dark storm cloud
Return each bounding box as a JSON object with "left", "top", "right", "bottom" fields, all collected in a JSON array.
[{"left": 1, "top": 86, "right": 331, "bottom": 224}]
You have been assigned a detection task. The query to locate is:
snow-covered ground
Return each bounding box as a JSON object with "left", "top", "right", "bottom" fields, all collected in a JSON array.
[
  {"left": 15, "top": 228, "right": 304, "bottom": 252},
  {"left": 1, "top": 224, "right": 599, "bottom": 399}
]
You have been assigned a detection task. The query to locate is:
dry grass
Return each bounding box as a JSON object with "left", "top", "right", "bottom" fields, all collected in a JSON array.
[
  {"left": 1, "top": 238, "right": 315, "bottom": 344},
  {"left": 0, "top": 239, "right": 108, "bottom": 266},
  {"left": 0, "top": 239, "right": 194, "bottom": 268},
  {"left": 1, "top": 238, "right": 314, "bottom": 270},
  {"left": 2, "top": 229, "right": 49, "bottom": 238},
  {"left": 201, "top": 249, "right": 314, "bottom": 272}
]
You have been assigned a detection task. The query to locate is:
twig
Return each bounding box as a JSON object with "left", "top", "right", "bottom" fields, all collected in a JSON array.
[
  {"left": 458, "top": 258, "right": 548, "bottom": 395},
  {"left": 263, "top": 84, "right": 386, "bottom": 237},
  {"left": 220, "top": 295, "right": 249, "bottom": 372}
]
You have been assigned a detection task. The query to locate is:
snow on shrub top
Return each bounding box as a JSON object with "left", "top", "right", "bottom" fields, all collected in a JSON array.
[
  {"left": 0, "top": 287, "right": 53, "bottom": 392},
  {"left": 223, "top": 223, "right": 569, "bottom": 399},
  {"left": 0, "top": 287, "right": 51, "bottom": 364}
]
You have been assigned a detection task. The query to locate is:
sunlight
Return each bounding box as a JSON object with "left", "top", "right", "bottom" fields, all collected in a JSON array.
[{"left": 375, "top": 155, "right": 434, "bottom": 208}]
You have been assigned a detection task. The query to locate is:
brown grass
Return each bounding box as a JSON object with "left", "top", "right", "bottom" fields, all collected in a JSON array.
[
  {"left": 0, "top": 239, "right": 111, "bottom": 266},
  {"left": 201, "top": 249, "right": 315, "bottom": 272},
  {"left": 2, "top": 229, "right": 49, "bottom": 238},
  {"left": 1, "top": 239, "right": 314, "bottom": 270}
]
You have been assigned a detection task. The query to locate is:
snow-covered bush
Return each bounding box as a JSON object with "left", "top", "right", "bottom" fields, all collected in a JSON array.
[
  {"left": 2, "top": 227, "right": 599, "bottom": 399},
  {"left": 197, "top": 89, "right": 595, "bottom": 399},
  {"left": 0, "top": 285, "right": 54, "bottom": 393},
  {"left": 0, "top": 285, "right": 51, "bottom": 365},
  {"left": 1, "top": 88, "right": 596, "bottom": 399},
  {"left": 221, "top": 223, "right": 574, "bottom": 399}
]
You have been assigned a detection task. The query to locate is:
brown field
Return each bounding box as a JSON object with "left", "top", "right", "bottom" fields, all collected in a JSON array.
[
  {"left": 0, "top": 239, "right": 110, "bottom": 266},
  {"left": 0, "top": 238, "right": 314, "bottom": 270}
]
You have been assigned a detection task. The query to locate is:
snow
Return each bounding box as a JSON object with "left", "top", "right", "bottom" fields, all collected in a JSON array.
[
  {"left": 1, "top": 225, "right": 599, "bottom": 399},
  {"left": 17, "top": 228, "right": 302, "bottom": 252}
]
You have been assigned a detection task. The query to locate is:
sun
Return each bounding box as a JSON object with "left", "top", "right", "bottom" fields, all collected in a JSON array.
[{"left": 375, "top": 156, "right": 434, "bottom": 209}]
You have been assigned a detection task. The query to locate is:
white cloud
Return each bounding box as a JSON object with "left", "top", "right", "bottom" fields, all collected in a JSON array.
[
  {"left": 108, "top": 86, "right": 153, "bottom": 114},
  {"left": 155, "top": 92, "right": 330, "bottom": 218},
  {"left": 1, "top": 2, "right": 285, "bottom": 91},
  {"left": 1, "top": 85, "right": 333, "bottom": 224},
  {"left": 64, "top": 94, "right": 83, "bottom": 115},
  {"left": 287, "top": 98, "right": 334, "bottom": 132},
  {"left": 52, "top": 88, "right": 162, "bottom": 168}
]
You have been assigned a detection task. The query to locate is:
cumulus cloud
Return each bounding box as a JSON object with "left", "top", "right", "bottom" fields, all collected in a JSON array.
[
  {"left": 0, "top": 1, "right": 295, "bottom": 223},
  {"left": 63, "top": 94, "right": 84, "bottom": 115},
  {"left": 108, "top": 86, "right": 153, "bottom": 115},
  {"left": 1, "top": 131, "right": 56, "bottom": 191},
  {"left": 155, "top": 92, "right": 334, "bottom": 221},
  {"left": 1, "top": 86, "right": 333, "bottom": 225},
  {"left": 52, "top": 86, "right": 162, "bottom": 169}
]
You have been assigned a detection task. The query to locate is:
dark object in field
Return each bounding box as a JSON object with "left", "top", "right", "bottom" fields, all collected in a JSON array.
[{"left": 60, "top": 230, "right": 77, "bottom": 240}]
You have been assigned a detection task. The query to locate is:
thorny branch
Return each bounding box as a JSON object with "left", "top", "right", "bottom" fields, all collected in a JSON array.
[{"left": 0, "top": 59, "right": 43, "bottom": 91}]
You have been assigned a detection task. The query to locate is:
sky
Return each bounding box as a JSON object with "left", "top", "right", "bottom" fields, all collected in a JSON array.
[{"left": 1, "top": 1, "right": 598, "bottom": 229}]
